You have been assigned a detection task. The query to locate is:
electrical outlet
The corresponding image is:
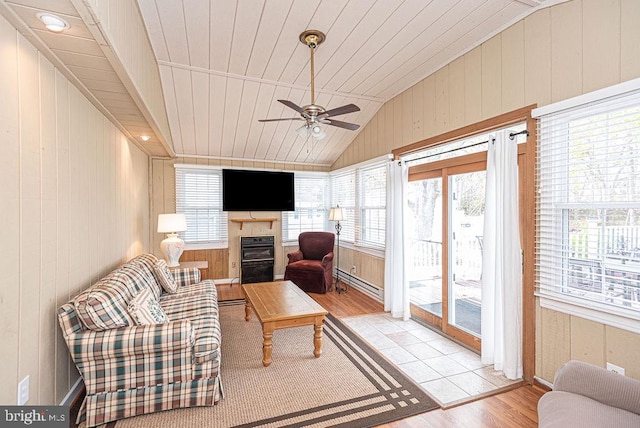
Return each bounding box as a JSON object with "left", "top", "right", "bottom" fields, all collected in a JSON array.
[
  {"left": 351, "top": 265, "right": 356, "bottom": 273},
  {"left": 232, "top": 262, "right": 236, "bottom": 268},
  {"left": 607, "top": 362, "right": 625, "bottom": 376},
  {"left": 17, "top": 375, "right": 29, "bottom": 405}
]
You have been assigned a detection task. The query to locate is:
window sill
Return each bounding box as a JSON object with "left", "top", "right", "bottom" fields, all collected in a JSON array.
[
  {"left": 340, "top": 241, "right": 385, "bottom": 258},
  {"left": 184, "top": 242, "right": 228, "bottom": 250},
  {"left": 536, "top": 291, "right": 640, "bottom": 334}
]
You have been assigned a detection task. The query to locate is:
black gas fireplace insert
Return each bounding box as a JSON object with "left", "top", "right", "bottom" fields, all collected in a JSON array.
[{"left": 240, "top": 236, "right": 274, "bottom": 284}]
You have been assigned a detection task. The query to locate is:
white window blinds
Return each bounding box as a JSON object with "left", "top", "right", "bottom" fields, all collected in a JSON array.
[
  {"left": 175, "top": 166, "right": 228, "bottom": 246},
  {"left": 282, "top": 173, "right": 329, "bottom": 243},
  {"left": 536, "top": 89, "right": 640, "bottom": 320},
  {"left": 330, "top": 159, "right": 388, "bottom": 250},
  {"left": 330, "top": 170, "right": 356, "bottom": 242},
  {"left": 359, "top": 164, "right": 387, "bottom": 247}
]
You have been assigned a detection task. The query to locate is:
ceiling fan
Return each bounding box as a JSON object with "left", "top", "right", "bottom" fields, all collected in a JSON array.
[{"left": 259, "top": 30, "right": 360, "bottom": 140}]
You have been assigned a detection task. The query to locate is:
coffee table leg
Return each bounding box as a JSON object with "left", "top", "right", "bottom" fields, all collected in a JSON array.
[
  {"left": 244, "top": 298, "right": 252, "bottom": 321},
  {"left": 313, "top": 317, "right": 324, "bottom": 358},
  {"left": 262, "top": 323, "right": 274, "bottom": 367}
]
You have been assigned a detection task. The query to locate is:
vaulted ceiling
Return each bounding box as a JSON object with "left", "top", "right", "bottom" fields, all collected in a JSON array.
[
  {"left": 1, "top": 0, "right": 560, "bottom": 165},
  {"left": 138, "top": 0, "right": 555, "bottom": 165}
]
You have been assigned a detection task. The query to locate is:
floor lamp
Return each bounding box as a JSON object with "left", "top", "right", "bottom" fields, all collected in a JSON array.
[{"left": 329, "top": 206, "right": 345, "bottom": 293}]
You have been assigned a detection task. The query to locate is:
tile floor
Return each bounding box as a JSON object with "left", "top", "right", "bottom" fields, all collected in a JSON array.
[{"left": 341, "top": 312, "right": 519, "bottom": 406}]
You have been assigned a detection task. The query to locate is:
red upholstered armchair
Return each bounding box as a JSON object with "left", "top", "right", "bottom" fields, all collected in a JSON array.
[{"left": 284, "top": 231, "right": 335, "bottom": 294}]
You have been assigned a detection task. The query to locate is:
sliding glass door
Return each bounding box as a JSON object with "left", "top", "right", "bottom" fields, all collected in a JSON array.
[
  {"left": 448, "top": 169, "right": 485, "bottom": 337},
  {"left": 406, "top": 176, "right": 443, "bottom": 316},
  {"left": 406, "top": 159, "right": 486, "bottom": 350}
]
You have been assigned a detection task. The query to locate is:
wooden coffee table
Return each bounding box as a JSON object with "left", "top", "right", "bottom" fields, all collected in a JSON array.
[{"left": 242, "top": 280, "right": 328, "bottom": 367}]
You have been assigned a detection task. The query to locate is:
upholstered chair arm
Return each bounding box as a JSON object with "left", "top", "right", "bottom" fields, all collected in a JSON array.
[
  {"left": 171, "top": 267, "right": 201, "bottom": 287},
  {"left": 321, "top": 252, "right": 334, "bottom": 267},
  {"left": 67, "top": 320, "right": 195, "bottom": 362},
  {"left": 65, "top": 321, "right": 196, "bottom": 395},
  {"left": 287, "top": 250, "right": 304, "bottom": 264},
  {"left": 553, "top": 360, "right": 640, "bottom": 415}
]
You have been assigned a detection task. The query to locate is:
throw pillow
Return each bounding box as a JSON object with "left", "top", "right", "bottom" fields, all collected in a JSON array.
[
  {"left": 127, "top": 288, "right": 170, "bottom": 325},
  {"left": 154, "top": 260, "right": 179, "bottom": 294}
]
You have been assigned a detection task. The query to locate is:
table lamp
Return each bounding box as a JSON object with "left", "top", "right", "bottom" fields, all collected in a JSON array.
[{"left": 157, "top": 213, "right": 187, "bottom": 267}]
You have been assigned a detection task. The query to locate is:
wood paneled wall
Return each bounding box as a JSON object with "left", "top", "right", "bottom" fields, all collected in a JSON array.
[
  {"left": 330, "top": 0, "right": 640, "bottom": 383},
  {"left": 0, "top": 14, "right": 150, "bottom": 405},
  {"left": 333, "top": 0, "right": 640, "bottom": 170},
  {"left": 338, "top": 247, "right": 385, "bottom": 288},
  {"left": 151, "top": 157, "right": 329, "bottom": 279},
  {"left": 536, "top": 307, "right": 640, "bottom": 381},
  {"left": 180, "top": 249, "right": 228, "bottom": 280}
]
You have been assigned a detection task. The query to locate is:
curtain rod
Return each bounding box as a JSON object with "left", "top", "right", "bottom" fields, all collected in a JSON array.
[{"left": 403, "top": 130, "right": 529, "bottom": 165}]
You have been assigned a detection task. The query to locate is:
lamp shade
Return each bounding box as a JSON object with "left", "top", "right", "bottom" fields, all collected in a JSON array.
[
  {"left": 328, "top": 207, "right": 344, "bottom": 221},
  {"left": 157, "top": 213, "right": 187, "bottom": 233}
]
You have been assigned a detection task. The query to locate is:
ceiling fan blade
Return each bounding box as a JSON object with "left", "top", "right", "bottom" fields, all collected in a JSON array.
[
  {"left": 258, "top": 118, "right": 303, "bottom": 122},
  {"left": 278, "top": 99, "right": 308, "bottom": 116},
  {"left": 322, "top": 103, "right": 360, "bottom": 118},
  {"left": 324, "top": 118, "right": 360, "bottom": 131}
]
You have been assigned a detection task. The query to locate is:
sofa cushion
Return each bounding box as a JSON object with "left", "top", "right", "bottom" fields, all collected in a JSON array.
[
  {"left": 118, "top": 263, "right": 161, "bottom": 299},
  {"left": 128, "top": 288, "right": 170, "bottom": 325},
  {"left": 538, "top": 390, "right": 640, "bottom": 428},
  {"left": 73, "top": 273, "right": 137, "bottom": 331},
  {"left": 154, "top": 260, "right": 179, "bottom": 293},
  {"left": 127, "top": 254, "right": 163, "bottom": 299},
  {"left": 161, "top": 292, "right": 218, "bottom": 320},
  {"left": 171, "top": 268, "right": 201, "bottom": 287}
]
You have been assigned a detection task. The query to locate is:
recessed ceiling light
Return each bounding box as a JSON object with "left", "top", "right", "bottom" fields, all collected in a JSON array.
[
  {"left": 140, "top": 135, "right": 151, "bottom": 141},
  {"left": 36, "top": 13, "right": 70, "bottom": 33}
]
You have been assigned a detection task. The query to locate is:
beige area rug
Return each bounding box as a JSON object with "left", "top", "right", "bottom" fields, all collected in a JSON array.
[{"left": 110, "top": 304, "right": 439, "bottom": 427}]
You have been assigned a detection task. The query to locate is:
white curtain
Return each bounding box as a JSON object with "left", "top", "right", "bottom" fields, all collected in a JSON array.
[
  {"left": 384, "top": 160, "right": 410, "bottom": 320},
  {"left": 481, "top": 130, "right": 523, "bottom": 380}
]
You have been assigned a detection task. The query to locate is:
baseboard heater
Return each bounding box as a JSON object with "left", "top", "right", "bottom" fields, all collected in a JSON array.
[{"left": 336, "top": 268, "right": 383, "bottom": 302}]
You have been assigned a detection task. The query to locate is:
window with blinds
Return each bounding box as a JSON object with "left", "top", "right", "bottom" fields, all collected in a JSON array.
[
  {"left": 175, "top": 166, "right": 228, "bottom": 247},
  {"left": 282, "top": 173, "right": 329, "bottom": 243},
  {"left": 359, "top": 164, "right": 386, "bottom": 247},
  {"left": 536, "top": 89, "right": 640, "bottom": 321},
  {"left": 330, "top": 161, "right": 387, "bottom": 250},
  {"left": 330, "top": 170, "right": 356, "bottom": 242}
]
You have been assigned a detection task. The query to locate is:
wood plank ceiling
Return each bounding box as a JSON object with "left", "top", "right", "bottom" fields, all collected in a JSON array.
[
  {"left": 1, "top": 0, "right": 560, "bottom": 165},
  {"left": 138, "top": 0, "right": 557, "bottom": 166}
]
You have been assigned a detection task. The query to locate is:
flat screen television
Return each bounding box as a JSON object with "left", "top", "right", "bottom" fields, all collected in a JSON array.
[{"left": 222, "top": 169, "right": 295, "bottom": 211}]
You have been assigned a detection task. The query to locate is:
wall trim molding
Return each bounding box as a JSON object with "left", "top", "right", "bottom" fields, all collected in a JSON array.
[
  {"left": 534, "top": 376, "right": 553, "bottom": 390},
  {"left": 167, "top": 154, "right": 331, "bottom": 168}
]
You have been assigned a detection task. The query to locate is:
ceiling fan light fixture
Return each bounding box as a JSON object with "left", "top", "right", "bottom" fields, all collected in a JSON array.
[
  {"left": 296, "top": 125, "right": 309, "bottom": 138},
  {"left": 310, "top": 123, "right": 326, "bottom": 140}
]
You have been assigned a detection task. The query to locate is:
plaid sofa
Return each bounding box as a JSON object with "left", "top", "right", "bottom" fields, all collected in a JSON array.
[{"left": 57, "top": 254, "right": 222, "bottom": 427}]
